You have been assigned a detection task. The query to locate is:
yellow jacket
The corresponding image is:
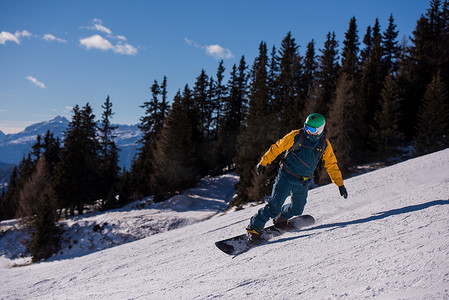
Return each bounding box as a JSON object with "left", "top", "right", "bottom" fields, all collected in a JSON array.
[{"left": 259, "top": 130, "right": 344, "bottom": 187}]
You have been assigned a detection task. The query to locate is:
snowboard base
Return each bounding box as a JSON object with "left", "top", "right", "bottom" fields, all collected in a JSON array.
[{"left": 215, "top": 215, "right": 315, "bottom": 255}]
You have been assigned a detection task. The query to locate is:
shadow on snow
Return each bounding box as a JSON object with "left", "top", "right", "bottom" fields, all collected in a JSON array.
[{"left": 266, "top": 199, "right": 449, "bottom": 246}]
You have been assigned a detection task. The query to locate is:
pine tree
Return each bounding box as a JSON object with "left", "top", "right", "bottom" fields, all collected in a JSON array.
[
  {"left": 361, "top": 25, "right": 373, "bottom": 64},
  {"left": 0, "top": 130, "right": 61, "bottom": 222},
  {"left": 18, "top": 154, "right": 36, "bottom": 185},
  {"left": 53, "top": 104, "right": 100, "bottom": 216},
  {"left": 213, "top": 64, "right": 237, "bottom": 173},
  {"left": 213, "top": 60, "right": 227, "bottom": 136},
  {"left": 369, "top": 75, "right": 404, "bottom": 156},
  {"left": 118, "top": 167, "right": 133, "bottom": 206},
  {"left": 213, "top": 57, "right": 248, "bottom": 173},
  {"left": 133, "top": 82, "right": 159, "bottom": 198},
  {"left": 139, "top": 80, "right": 161, "bottom": 143},
  {"left": 98, "top": 96, "right": 120, "bottom": 210},
  {"left": 303, "top": 33, "right": 340, "bottom": 134},
  {"left": 54, "top": 105, "right": 81, "bottom": 215},
  {"left": 28, "top": 191, "right": 61, "bottom": 262},
  {"left": 316, "top": 32, "right": 340, "bottom": 113},
  {"left": 383, "top": 14, "right": 400, "bottom": 73},
  {"left": 234, "top": 42, "right": 275, "bottom": 207},
  {"left": 31, "top": 135, "right": 42, "bottom": 161},
  {"left": 441, "top": 0, "right": 449, "bottom": 83},
  {"left": 326, "top": 74, "right": 358, "bottom": 174},
  {"left": 268, "top": 45, "right": 279, "bottom": 107},
  {"left": 2, "top": 154, "right": 38, "bottom": 218},
  {"left": 303, "top": 84, "right": 325, "bottom": 119},
  {"left": 401, "top": 0, "right": 448, "bottom": 138},
  {"left": 80, "top": 103, "right": 101, "bottom": 207},
  {"left": 360, "top": 18, "right": 388, "bottom": 141},
  {"left": 193, "top": 69, "right": 212, "bottom": 139},
  {"left": 415, "top": 73, "right": 449, "bottom": 154},
  {"left": 151, "top": 87, "right": 200, "bottom": 202},
  {"left": 237, "top": 56, "right": 249, "bottom": 118},
  {"left": 373, "top": 18, "right": 381, "bottom": 41},
  {"left": 0, "top": 188, "right": 5, "bottom": 218},
  {"left": 99, "top": 96, "right": 118, "bottom": 158},
  {"left": 340, "top": 17, "right": 360, "bottom": 79},
  {"left": 338, "top": 16, "right": 369, "bottom": 161},
  {"left": 132, "top": 77, "right": 169, "bottom": 199},
  {"left": 303, "top": 40, "right": 317, "bottom": 100},
  {"left": 192, "top": 69, "right": 215, "bottom": 175},
  {"left": 160, "top": 76, "right": 170, "bottom": 126},
  {"left": 41, "top": 130, "right": 61, "bottom": 176},
  {"left": 208, "top": 77, "right": 216, "bottom": 135},
  {"left": 0, "top": 167, "right": 19, "bottom": 220},
  {"left": 274, "top": 32, "right": 302, "bottom": 132},
  {"left": 17, "top": 157, "right": 52, "bottom": 218}
]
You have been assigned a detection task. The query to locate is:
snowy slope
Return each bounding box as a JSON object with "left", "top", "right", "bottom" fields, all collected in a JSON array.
[{"left": 1, "top": 149, "right": 449, "bottom": 299}]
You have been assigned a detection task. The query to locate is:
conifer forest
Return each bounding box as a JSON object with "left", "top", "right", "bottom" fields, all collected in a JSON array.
[{"left": 1, "top": 0, "right": 448, "bottom": 261}]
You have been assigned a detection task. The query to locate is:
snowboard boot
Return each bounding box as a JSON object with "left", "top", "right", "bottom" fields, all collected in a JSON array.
[
  {"left": 246, "top": 226, "right": 261, "bottom": 244},
  {"left": 273, "top": 213, "right": 294, "bottom": 230}
]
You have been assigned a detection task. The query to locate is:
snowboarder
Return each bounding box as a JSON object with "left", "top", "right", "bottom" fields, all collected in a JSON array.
[{"left": 246, "top": 113, "right": 348, "bottom": 241}]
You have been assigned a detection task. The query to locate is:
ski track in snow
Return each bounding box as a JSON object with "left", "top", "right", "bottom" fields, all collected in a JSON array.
[{"left": 1, "top": 149, "right": 449, "bottom": 299}]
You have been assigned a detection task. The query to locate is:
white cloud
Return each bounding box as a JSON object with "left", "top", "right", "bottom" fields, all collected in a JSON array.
[
  {"left": 91, "top": 19, "right": 112, "bottom": 34},
  {"left": 79, "top": 34, "right": 137, "bottom": 55},
  {"left": 93, "top": 24, "right": 112, "bottom": 35},
  {"left": 42, "top": 33, "right": 67, "bottom": 43},
  {"left": 0, "top": 31, "right": 18, "bottom": 44},
  {"left": 114, "top": 43, "right": 138, "bottom": 55},
  {"left": 0, "top": 30, "right": 31, "bottom": 45},
  {"left": 80, "top": 34, "right": 114, "bottom": 51},
  {"left": 83, "top": 19, "right": 112, "bottom": 35},
  {"left": 15, "top": 30, "right": 31, "bottom": 38},
  {"left": 1, "top": 30, "right": 68, "bottom": 45},
  {"left": 26, "top": 76, "right": 46, "bottom": 88},
  {"left": 206, "top": 44, "right": 234, "bottom": 59},
  {"left": 185, "top": 38, "right": 234, "bottom": 60},
  {"left": 185, "top": 38, "right": 195, "bottom": 47},
  {"left": 80, "top": 19, "right": 138, "bottom": 55}
]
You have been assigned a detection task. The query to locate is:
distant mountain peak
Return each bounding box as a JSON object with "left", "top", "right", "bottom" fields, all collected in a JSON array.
[
  {"left": 23, "top": 116, "right": 70, "bottom": 134},
  {"left": 0, "top": 116, "right": 141, "bottom": 175},
  {"left": 51, "top": 115, "right": 69, "bottom": 122}
]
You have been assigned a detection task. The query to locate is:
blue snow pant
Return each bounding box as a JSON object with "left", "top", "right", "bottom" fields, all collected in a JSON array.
[{"left": 250, "top": 169, "right": 309, "bottom": 232}]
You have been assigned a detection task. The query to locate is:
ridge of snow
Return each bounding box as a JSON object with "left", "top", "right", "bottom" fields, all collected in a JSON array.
[{"left": 1, "top": 149, "right": 448, "bottom": 299}]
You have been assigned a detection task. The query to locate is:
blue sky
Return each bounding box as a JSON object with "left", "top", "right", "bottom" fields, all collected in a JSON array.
[{"left": 0, "top": 0, "right": 430, "bottom": 134}]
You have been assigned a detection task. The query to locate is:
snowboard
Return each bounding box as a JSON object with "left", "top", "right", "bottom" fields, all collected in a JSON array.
[{"left": 215, "top": 215, "right": 315, "bottom": 255}]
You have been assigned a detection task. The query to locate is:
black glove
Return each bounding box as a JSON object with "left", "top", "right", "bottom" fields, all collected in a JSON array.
[
  {"left": 256, "top": 164, "right": 266, "bottom": 176},
  {"left": 339, "top": 185, "right": 348, "bottom": 199}
]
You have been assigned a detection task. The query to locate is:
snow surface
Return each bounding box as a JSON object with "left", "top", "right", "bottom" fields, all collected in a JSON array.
[{"left": 1, "top": 149, "right": 449, "bottom": 299}]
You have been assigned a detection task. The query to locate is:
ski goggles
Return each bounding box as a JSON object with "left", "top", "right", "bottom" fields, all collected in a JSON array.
[{"left": 305, "top": 124, "right": 325, "bottom": 136}]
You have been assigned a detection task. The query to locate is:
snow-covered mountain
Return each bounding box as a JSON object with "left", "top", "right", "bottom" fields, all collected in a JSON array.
[
  {"left": 0, "top": 116, "right": 69, "bottom": 164},
  {"left": 1, "top": 148, "right": 448, "bottom": 299},
  {"left": 0, "top": 116, "right": 142, "bottom": 181}
]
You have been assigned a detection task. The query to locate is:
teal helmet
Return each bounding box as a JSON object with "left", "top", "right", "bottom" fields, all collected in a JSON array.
[{"left": 304, "top": 113, "right": 325, "bottom": 135}]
